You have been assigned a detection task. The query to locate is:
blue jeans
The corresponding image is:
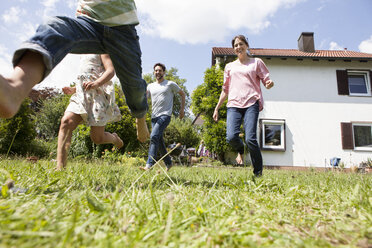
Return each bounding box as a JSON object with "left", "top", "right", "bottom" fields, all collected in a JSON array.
[
  {"left": 226, "top": 101, "right": 263, "bottom": 175},
  {"left": 13, "top": 16, "right": 147, "bottom": 118},
  {"left": 147, "top": 115, "right": 172, "bottom": 167}
]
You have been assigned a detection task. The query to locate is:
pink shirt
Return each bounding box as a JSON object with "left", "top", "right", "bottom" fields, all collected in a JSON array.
[{"left": 223, "top": 58, "right": 270, "bottom": 111}]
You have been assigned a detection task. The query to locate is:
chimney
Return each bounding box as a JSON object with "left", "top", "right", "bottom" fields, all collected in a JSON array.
[{"left": 298, "top": 32, "right": 315, "bottom": 53}]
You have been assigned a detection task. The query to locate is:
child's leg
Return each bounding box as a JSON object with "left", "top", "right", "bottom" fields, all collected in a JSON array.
[
  {"left": 104, "top": 25, "right": 149, "bottom": 142},
  {"left": 1, "top": 16, "right": 106, "bottom": 119},
  {"left": 90, "top": 126, "right": 123, "bottom": 148},
  {"left": 0, "top": 51, "right": 45, "bottom": 118},
  {"left": 56, "top": 112, "right": 82, "bottom": 170},
  {"left": 136, "top": 117, "right": 149, "bottom": 143}
]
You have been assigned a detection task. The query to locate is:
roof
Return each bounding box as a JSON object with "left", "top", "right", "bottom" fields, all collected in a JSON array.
[
  {"left": 191, "top": 113, "right": 204, "bottom": 126},
  {"left": 212, "top": 47, "right": 372, "bottom": 60}
]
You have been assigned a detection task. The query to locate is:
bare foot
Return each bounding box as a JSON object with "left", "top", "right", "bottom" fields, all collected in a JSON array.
[
  {"left": 136, "top": 117, "right": 149, "bottom": 143},
  {"left": 55, "top": 164, "right": 65, "bottom": 171},
  {"left": 113, "top": 133, "right": 124, "bottom": 149},
  {"left": 235, "top": 153, "right": 243, "bottom": 165},
  {"left": 0, "top": 51, "right": 45, "bottom": 118},
  {"left": 0, "top": 75, "right": 22, "bottom": 118},
  {"left": 139, "top": 166, "right": 151, "bottom": 171}
]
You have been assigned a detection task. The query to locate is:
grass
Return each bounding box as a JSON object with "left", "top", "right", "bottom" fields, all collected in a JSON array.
[{"left": 0, "top": 158, "right": 371, "bottom": 247}]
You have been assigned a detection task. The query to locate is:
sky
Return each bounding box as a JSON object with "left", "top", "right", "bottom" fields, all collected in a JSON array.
[{"left": 0, "top": 0, "right": 372, "bottom": 95}]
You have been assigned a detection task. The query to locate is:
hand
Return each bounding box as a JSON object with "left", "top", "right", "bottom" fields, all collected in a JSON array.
[
  {"left": 179, "top": 109, "right": 185, "bottom": 120},
  {"left": 62, "top": 87, "right": 75, "bottom": 95},
  {"left": 83, "top": 81, "right": 99, "bottom": 91},
  {"left": 265, "top": 80, "right": 274, "bottom": 89},
  {"left": 213, "top": 109, "right": 219, "bottom": 122}
]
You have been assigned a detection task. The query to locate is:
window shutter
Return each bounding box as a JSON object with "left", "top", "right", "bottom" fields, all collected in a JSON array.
[
  {"left": 370, "top": 71, "right": 372, "bottom": 93},
  {"left": 336, "top": 70, "right": 349, "bottom": 95},
  {"left": 341, "top": 122, "right": 353, "bottom": 149}
]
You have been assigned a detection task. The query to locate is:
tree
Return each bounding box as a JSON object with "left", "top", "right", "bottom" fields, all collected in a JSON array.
[
  {"left": 164, "top": 117, "right": 200, "bottom": 149},
  {"left": 0, "top": 99, "right": 37, "bottom": 155},
  {"left": 143, "top": 67, "right": 191, "bottom": 118},
  {"left": 34, "top": 94, "right": 70, "bottom": 140},
  {"left": 191, "top": 66, "right": 230, "bottom": 161}
]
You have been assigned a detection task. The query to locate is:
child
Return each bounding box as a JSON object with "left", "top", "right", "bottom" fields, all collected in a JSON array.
[
  {"left": 0, "top": 0, "right": 149, "bottom": 142},
  {"left": 56, "top": 54, "right": 123, "bottom": 170}
]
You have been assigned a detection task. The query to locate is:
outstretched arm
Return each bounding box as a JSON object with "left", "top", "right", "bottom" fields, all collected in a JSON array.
[
  {"left": 178, "top": 89, "right": 186, "bottom": 119},
  {"left": 83, "top": 54, "right": 115, "bottom": 91},
  {"left": 213, "top": 90, "right": 227, "bottom": 122},
  {"left": 264, "top": 80, "right": 274, "bottom": 89}
]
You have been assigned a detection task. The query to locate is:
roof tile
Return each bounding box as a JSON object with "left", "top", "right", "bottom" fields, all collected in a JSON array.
[{"left": 212, "top": 47, "right": 372, "bottom": 59}]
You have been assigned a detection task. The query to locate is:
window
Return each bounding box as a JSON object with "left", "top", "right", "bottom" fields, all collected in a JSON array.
[
  {"left": 336, "top": 70, "right": 372, "bottom": 96},
  {"left": 260, "top": 119, "right": 286, "bottom": 151},
  {"left": 348, "top": 71, "right": 371, "bottom": 96},
  {"left": 353, "top": 123, "right": 372, "bottom": 151},
  {"left": 341, "top": 122, "right": 372, "bottom": 151}
]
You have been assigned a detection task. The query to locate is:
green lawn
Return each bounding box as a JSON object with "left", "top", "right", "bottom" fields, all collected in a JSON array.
[{"left": 0, "top": 158, "right": 371, "bottom": 247}]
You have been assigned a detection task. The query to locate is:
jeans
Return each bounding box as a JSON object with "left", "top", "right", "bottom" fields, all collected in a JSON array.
[
  {"left": 226, "top": 101, "right": 263, "bottom": 175},
  {"left": 147, "top": 115, "right": 172, "bottom": 167},
  {"left": 13, "top": 16, "right": 147, "bottom": 118}
]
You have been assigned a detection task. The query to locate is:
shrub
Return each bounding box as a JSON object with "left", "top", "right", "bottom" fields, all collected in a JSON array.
[
  {"left": 34, "top": 94, "right": 70, "bottom": 140},
  {"left": 164, "top": 117, "right": 200, "bottom": 149},
  {"left": 0, "top": 99, "right": 36, "bottom": 156}
]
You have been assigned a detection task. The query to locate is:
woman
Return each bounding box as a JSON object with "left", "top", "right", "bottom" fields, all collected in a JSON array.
[
  {"left": 213, "top": 35, "right": 274, "bottom": 176},
  {"left": 56, "top": 54, "right": 123, "bottom": 170}
]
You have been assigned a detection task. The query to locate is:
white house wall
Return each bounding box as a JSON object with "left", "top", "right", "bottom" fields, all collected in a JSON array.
[{"left": 260, "top": 58, "right": 372, "bottom": 167}]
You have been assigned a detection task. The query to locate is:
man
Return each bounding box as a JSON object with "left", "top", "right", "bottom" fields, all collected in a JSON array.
[
  {"left": 141, "top": 63, "right": 185, "bottom": 171},
  {"left": 0, "top": 0, "right": 149, "bottom": 142}
]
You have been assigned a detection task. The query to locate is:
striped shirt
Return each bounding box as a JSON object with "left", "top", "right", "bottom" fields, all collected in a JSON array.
[{"left": 77, "top": 0, "right": 139, "bottom": 26}]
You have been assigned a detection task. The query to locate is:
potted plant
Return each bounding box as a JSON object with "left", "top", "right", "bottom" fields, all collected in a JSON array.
[{"left": 366, "top": 158, "right": 372, "bottom": 173}]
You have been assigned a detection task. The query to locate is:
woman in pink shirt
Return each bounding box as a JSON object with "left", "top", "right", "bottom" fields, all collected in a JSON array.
[{"left": 213, "top": 35, "right": 274, "bottom": 176}]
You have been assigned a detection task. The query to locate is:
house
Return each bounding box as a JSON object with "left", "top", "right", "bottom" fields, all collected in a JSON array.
[{"left": 212, "top": 32, "right": 372, "bottom": 168}]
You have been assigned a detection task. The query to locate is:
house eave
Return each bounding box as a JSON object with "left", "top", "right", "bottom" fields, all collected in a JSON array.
[{"left": 253, "top": 55, "right": 372, "bottom": 61}]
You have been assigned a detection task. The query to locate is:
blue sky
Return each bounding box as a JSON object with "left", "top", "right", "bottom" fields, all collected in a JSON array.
[{"left": 0, "top": 0, "right": 371, "bottom": 95}]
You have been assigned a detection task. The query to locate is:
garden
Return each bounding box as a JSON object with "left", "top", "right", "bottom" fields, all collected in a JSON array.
[{"left": 0, "top": 158, "right": 371, "bottom": 247}]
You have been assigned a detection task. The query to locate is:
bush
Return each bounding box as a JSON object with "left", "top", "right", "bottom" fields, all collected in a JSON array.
[
  {"left": 29, "top": 138, "right": 54, "bottom": 158},
  {"left": 164, "top": 117, "right": 200, "bottom": 149},
  {"left": 0, "top": 99, "right": 37, "bottom": 156},
  {"left": 34, "top": 94, "right": 70, "bottom": 140},
  {"left": 69, "top": 125, "right": 94, "bottom": 158},
  {"left": 191, "top": 66, "right": 230, "bottom": 160}
]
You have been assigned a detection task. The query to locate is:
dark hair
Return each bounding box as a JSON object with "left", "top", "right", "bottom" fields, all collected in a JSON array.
[
  {"left": 231, "top": 35, "right": 249, "bottom": 48},
  {"left": 153, "top": 63, "right": 166, "bottom": 71}
]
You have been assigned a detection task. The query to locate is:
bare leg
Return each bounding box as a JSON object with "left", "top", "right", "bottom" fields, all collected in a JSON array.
[
  {"left": 236, "top": 153, "right": 243, "bottom": 165},
  {"left": 0, "top": 51, "right": 45, "bottom": 118},
  {"left": 136, "top": 116, "right": 149, "bottom": 143},
  {"left": 56, "top": 112, "right": 82, "bottom": 170},
  {"left": 90, "top": 126, "right": 124, "bottom": 148}
]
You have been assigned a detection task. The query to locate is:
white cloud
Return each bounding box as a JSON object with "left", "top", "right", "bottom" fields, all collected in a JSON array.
[
  {"left": 15, "top": 22, "right": 37, "bottom": 44},
  {"left": 41, "top": 0, "right": 60, "bottom": 21},
  {"left": 0, "top": 44, "right": 13, "bottom": 77},
  {"left": 358, "top": 35, "right": 372, "bottom": 54},
  {"left": 42, "top": 0, "right": 60, "bottom": 8},
  {"left": 66, "top": 0, "right": 77, "bottom": 10},
  {"left": 329, "top": 41, "right": 343, "bottom": 50},
  {"left": 136, "top": 0, "right": 304, "bottom": 44},
  {"left": 2, "top": 7, "right": 26, "bottom": 24},
  {"left": 37, "top": 54, "right": 80, "bottom": 89}
]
